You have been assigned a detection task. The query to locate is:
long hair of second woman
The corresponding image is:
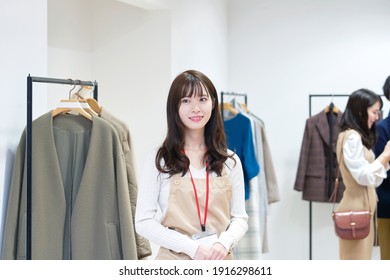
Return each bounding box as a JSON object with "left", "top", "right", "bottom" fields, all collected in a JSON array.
[
  {"left": 156, "top": 69, "right": 235, "bottom": 177},
  {"left": 340, "top": 88, "right": 383, "bottom": 149}
]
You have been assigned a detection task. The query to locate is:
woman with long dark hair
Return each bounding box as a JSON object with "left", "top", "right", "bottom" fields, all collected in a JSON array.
[
  {"left": 135, "top": 70, "right": 248, "bottom": 260},
  {"left": 336, "top": 88, "right": 390, "bottom": 259}
]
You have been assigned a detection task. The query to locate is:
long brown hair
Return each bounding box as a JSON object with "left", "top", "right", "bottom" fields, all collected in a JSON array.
[
  {"left": 340, "top": 88, "right": 382, "bottom": 149},
  {"left": 155, "top": 69, "right": 234, "bottom": 176}
]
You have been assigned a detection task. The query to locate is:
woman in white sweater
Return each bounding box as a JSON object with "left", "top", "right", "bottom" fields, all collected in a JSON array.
[
  {"left": 135, "top": 70, "right": 248, "bottom": 260},
  {"left": 336, "top": 88, "right": 390, "bottom": 259}
]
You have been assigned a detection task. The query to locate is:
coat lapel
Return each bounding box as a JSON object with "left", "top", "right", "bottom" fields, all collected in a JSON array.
[
  {"left": 315, "top": 111, "right": 331, "bottom": 147},
  {"left": 36, "top": 112, "right": 67, "bottom": 200}
]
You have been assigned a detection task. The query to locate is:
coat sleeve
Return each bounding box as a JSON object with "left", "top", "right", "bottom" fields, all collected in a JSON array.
[
  {"left": 123, "top": 126, "right": 152, "bottom": 259},
  {"left": 115, "top": 151, "right": 138, "bottom": 259},
  {"left": 294, "top": 118, "right": 311, "bottom": 192},
  {"left": 260, "top": 122, "right": 280, "bottom": 203}
]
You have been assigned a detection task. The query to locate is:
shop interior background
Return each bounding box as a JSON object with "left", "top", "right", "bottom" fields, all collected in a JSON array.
[{"left": 1, "top": 0, "right": 390, "bottom": 260}]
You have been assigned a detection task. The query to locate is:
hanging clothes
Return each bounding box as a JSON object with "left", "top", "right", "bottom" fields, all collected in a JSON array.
[
  {"left": 246, "top": 110, "right": 280, "bottom": 204},
  {"left": 223, "top": 112, "right": 260, "bottom": 200},
  {"left": 99, "top": 108, "right": 152, "bottom": 259},
  {"left": 228, "top": 106, "right": 262, "bottom": 260},
  {"left": 78, "top": 95, "right": 151, "bottom": 259},
  {"left": 233, "top": 104, "right": 280, "bottom": 257},
  {"left": 294, "top": 108, "right": 345, "bottom": 202},
  {"left": 247, "top": 111, "right": 280, "bottom": 253},
  {"left": 83, "top": 96, "right": 151, "bottom": 259},
  {"left": 1, "top": 112, "right": 138, "bottom": 259}
]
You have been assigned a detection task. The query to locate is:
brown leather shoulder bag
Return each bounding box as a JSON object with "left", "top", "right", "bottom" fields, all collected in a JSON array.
[{"left": 330, "top": 135, "right": 371, "bottom": 240}]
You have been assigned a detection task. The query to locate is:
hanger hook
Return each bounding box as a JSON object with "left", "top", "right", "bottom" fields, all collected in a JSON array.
[
  {"left": 75, "top": 80, "right": 84, "bottom": 99},
  {"left": 68, "top": 79, "right": 77, "bottom": 99}
]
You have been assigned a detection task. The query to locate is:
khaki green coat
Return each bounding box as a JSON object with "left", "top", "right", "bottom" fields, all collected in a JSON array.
[{"left": 2, "top": 112, "right": 137, "bottom": 259}]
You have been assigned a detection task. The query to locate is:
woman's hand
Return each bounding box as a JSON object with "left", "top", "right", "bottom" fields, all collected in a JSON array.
[
  {"left": 193, "top": 244, "right": 211, "bottom": 260},
  {"left": 378, "top": 140, "right": 390, "bottom": 166},
  {"left": 193, "top": 243, "right": 228, "bottom": 260},
  {"left": 209, "top": 242, "right": 228, "bottom": 260}
]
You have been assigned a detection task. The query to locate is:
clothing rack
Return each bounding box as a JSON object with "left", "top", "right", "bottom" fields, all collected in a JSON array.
[
  {"left": 26, "top": 75, "right": 98, "bottom": 260},
  {"left": 221, "top": 91, "right": 247, "bottom": 105},
  {"left": 220, "top": 91, "right": 248, "bottom": 118},
  {"left": 308, "top": 94, "right": 349, "bottom": 260}
]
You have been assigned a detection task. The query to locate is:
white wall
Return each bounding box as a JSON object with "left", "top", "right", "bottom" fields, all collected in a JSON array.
[
  {"left": 91, "top": 1, "right": 171, "bottom": 166},
  {"left": 169, "top": 0, "right": 229, "bottom": 91},
  {"left": 228, "top": 0, "right": 390, "bottom": 259},
  {"left": 0, "top": 0, "right": 48, "bottom": 254},
  {"left": 47, "top": 0, "right": 171, "bottom": 170}
]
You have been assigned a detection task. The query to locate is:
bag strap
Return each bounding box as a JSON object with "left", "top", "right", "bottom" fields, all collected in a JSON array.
[
  {"left": 330, "top": 165, "right": 340, "bottom": 212},
  {"left": 330, "top": 131, "right": 370, "bottom": 213}
]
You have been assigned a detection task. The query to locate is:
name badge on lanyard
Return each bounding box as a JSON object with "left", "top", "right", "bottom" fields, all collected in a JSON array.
[
  {"left": 183, "top": 149, "right": 217, "bottom": 247},
  {"left": 192, "top": 229, "right": 217, "bottom": 247}
]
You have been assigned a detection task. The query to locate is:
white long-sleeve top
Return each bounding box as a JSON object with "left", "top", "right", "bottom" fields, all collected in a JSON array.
[
  {"left": 342, "top": 132, "right": 389, "bottom": 187},
  {"left": 135, "top": 149, "right": 248, "bottom": 259}
]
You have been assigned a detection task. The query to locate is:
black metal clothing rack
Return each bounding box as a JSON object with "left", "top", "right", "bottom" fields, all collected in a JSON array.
[
  {"left": 220, "top": 91, "right": 248, "bottom": 118},
  {"left": 26, "top": 75, "right": 98, "bottom": 260},
  {"left": 220, "top": 91, "right": 247, "bottom": 105},
  {"left": 308, "top": 94, "right": 349, "bottom": 260}
]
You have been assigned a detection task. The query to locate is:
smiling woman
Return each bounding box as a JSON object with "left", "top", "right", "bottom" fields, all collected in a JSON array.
[
  {"left": 135, "top": 69, "right": 248, "bottom": 260},
  {"left": 179, "top": 86, "right": 213, "bottom": 133},
  {"left": 335, "top": 88, "right": 390, "bottom": 260}
]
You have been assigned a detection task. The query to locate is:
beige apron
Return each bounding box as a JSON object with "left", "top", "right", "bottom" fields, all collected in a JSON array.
[
  {"left": 337, "top": 130, "right": 378, "bottom": 259},
  {"left": 155, "top": 167, "right": 234, "bottom": 260}
]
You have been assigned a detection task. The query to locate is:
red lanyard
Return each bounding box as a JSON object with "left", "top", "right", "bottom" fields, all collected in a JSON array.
[{"left": 183, "top": 149, "right": 209, "bottom": 232}]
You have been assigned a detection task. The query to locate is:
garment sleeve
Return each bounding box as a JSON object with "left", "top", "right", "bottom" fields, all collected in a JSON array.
[
  {"left": 259, "top": 121, "right": 280, "bottom": 203},
  {"left": 217, "top": 153, "right": 249, "bottom": 251},
  {"left": 294, "top": 118, "right": 310, "bottom": 191},
  {"left": 242, "top": 118, "right": 260, "bottom": 181},
  {"left": 343, "top": 133, "right": 388, "bottom": 187},
  {"left": 134, "top": 151, "right": 200, "bottom": 259}
]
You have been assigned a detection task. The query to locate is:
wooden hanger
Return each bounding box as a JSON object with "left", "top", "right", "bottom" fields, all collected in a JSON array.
[
  {"left": 73, "top": 84, "right": 99, "bottom": 116},
  {"left": 239, "top": 102, "right": 249, "bottom": 113},
  {"left": 324, "top": 102, "right": 339, "bottom": 114},
  {"left": 86, "top": 98, "right": 102, "bottom": 114},
  {"left": 52, "top": 99, "right": 93, "bottom": 120},
  {"left": 79, "top": 99, "right": 99, "bottom": 116},
  {"left": 222, "top": 102, "right": 239, "bottom": 115},
  {"left": 83, "top": 82, "right": 101, "bottom": 114}
]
